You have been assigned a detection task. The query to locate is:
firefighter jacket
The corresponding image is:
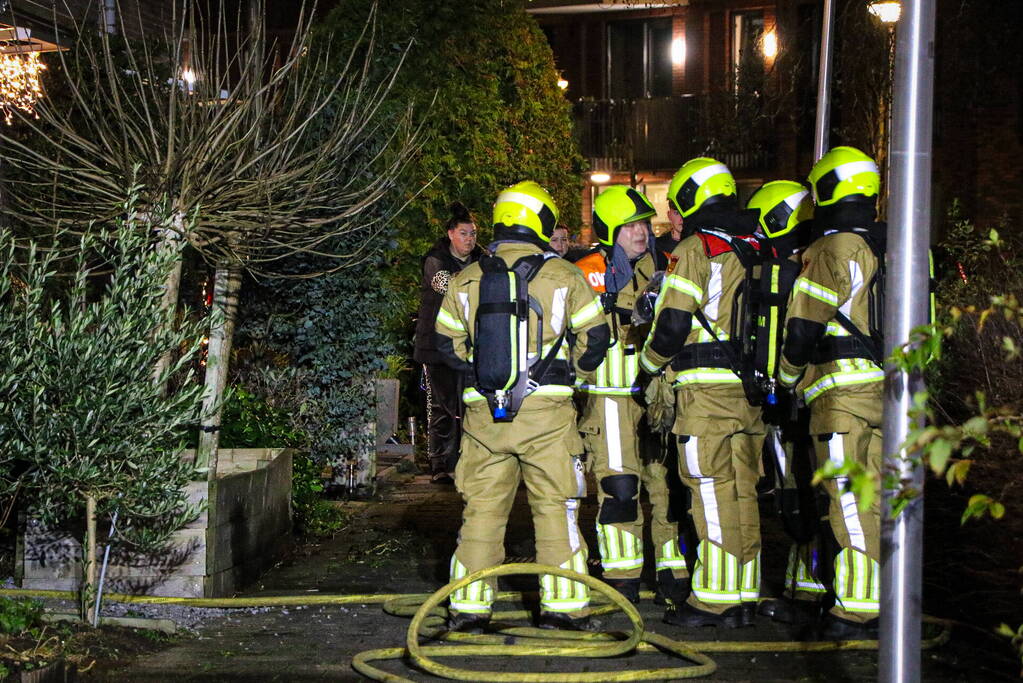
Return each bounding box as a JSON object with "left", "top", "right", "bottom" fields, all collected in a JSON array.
[
  {"left": 777, "top": 230, "right": 883, "bottom": 406},
  {"left": 434, "top": 241, "right": 611, "bottom": 406},
  {"left": 574, "top": 250, "right": 661, "bottom": 395},
  {"left": 639, "top": 230, "right": 758, "bottom": 388}
]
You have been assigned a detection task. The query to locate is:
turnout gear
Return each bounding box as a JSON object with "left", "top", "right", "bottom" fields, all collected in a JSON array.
[
  {"left": 778, "top": 149, "right": 886, "bottom": 625},
  {"left": 437, "top": 187, "right": 611, "bottom": 623},
  {"left": 641, "top": 161, "right": 767, "bottom": 619},
  {"left": 667, "top": 157, "right": 737, "bottom": 218},
  {"left": 492, "top": 181, "right": 560, "bottom": 242},
  {"left": 576, "top": 188, "right": 688, "bottom": 592},
  {"left": 749, "top": 184, "right": 828, "bottom": 610}
]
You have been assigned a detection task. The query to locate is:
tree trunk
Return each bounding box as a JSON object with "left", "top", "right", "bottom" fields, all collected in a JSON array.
[
  {"left": 83, "top": 495, "right": 97, "bottom": 625},
  {"left": 195, "top": 258, "right": 242, "bottom": 479},
  {"left": 152, "top": 218, "right": 184, "bottom": 390}
]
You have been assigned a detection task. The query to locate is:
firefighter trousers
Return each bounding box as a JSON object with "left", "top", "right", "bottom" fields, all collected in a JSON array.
[
  {"left": 810, "top": 394, "right": 882, "bottom": 624},
  {"left": 449, "top": 396, "right": 590, "bottom": 618},
  {"left": 579, "top": 393, "right": 687, "bottom": 581},
  {"left": 673, "top": 385, "right": 766, "bottom": 615}
]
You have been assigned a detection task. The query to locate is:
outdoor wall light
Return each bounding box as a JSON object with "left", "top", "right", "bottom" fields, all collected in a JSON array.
[
  {"left": 181, "top": 68, "right": 197, "bottom": 85},
  {"left": 762, "top": 30, "right": 778, "bottom": 59},
  {"left": 671, "top": 37, "right": 685, "bottom": 66},
  {"left": 868, "top": 1, "right": 902, "bottom": 24},
  {"left": 590, "top": 172, "right": 611, "bottom": 184},
  {"left": 557, "top": 77, "right": 568, "bottom": 90}
]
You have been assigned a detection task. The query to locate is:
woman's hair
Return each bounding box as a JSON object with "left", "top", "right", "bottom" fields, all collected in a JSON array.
[{"left": 445, "top": 202, "right": 474, "bottom": 232}]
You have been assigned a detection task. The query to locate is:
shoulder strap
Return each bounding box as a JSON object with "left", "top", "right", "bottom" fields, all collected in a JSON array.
[
  {"left": 510, "top": 252, "right": 567, "bottom": 382},
  {"left": 832, "top": 228, "right": 885, "bottom": 364}
]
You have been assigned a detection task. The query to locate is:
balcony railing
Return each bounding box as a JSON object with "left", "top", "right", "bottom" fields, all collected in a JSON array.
[{"left": 572, "top": 95, "right": 774, "bottom": 174}]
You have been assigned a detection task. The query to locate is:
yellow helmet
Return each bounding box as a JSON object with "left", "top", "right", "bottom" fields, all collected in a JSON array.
[
  {"left": 492, "top": 181, "right": 560, "bottom": 242},
  {"left": 592, "top": 185, "right": 656, "bottom": 247},
  {"left": 667, "top": 157, "right": 736, "bottom": 218},
  {"left": 808, "top": 146, "right": 880, "bottom": 206},
  {"left": 747, "top": 180, "right": 813, "bottom": 239}
]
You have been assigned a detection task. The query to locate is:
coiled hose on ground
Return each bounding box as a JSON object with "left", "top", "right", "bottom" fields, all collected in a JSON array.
[{"left": 0, "top": 563, "right": 952, "bottom": 682}]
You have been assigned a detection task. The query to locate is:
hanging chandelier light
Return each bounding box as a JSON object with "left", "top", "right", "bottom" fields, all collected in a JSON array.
[
  {"left": 1, "top": 24, "right": 60, "bottom": 125},
  {"left": 0, "top": 51, "right": 45, "bottom": 124}
]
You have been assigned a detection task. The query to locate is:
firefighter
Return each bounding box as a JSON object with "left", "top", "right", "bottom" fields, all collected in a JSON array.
[
  {"left": 574, "top": 185, "right": 689, "bottom": 606},
  {"left": 746, "top": 181, "right": 828, "bottom": 623},
  {"left": 777, "top": 146, "right": 885, "bottom": 639},
  {"left": 640, "top": 158, "right": 766, "bottom": 628},
  {"left": 435, "top": 181, "right": 612, "bottom": 632}
]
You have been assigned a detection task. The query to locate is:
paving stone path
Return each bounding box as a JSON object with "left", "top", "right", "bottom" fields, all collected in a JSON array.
[{"left": 106, "top": 468, "right": 989, "bottom": 681}]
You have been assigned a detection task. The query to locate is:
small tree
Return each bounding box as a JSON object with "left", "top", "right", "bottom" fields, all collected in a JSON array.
[
  {"left": 0, "top": 197, "right": 205, "bottom": 622},
  {"left": 0, "top": 0, "right": 420, "bottom": 475}
]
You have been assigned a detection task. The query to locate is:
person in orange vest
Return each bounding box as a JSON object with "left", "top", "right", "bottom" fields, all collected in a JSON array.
[{"left": 575, "top": 185, "right": 690, "bottom": 606}]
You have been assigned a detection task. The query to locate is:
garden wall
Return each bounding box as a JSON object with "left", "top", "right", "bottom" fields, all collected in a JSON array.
[{"left": 15, "top": 448, "right": 294, "bottom": 598}]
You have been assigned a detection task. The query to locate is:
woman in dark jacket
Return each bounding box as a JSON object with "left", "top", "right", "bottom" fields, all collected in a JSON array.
[{"left": 414, "top": 204, "right": 483, "bottom": 483}]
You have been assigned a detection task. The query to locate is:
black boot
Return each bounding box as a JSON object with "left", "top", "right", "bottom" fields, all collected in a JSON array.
[
  {"left": 740, "top": 602, "right": 756, "bottom": 627},
  {"left": 604, "top": 578, "right": 641, "bottom": 604},
  {"left": 653, "top": 570, "right": 691, "bottom": 606},
  {"left": 663, "top": 603, "right": 743, "bottom": 629},
  {"left": 758, "top": 596, "right": 820, "bottom": 624},
  {"left": 446, "top": 611, "right": 490, "bottom": 634},
  {"left": 538, "top": 612, "right": 594, "bottom": 631},
  {"left": 819, "top": 614, "right": 879, "bottom": 640}
]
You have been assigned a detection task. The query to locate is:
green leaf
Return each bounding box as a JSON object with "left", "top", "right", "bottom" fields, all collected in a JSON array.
[{"left": 928, "top": 440, "right": 952, "bottom": 474}]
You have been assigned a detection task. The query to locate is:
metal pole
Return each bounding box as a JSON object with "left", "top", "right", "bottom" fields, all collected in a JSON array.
[
  {"left": 813, "top": 0, "right": 836, "bottom": 160},
  {"left": 880, "top": 1, "right": 936, "bottom": 681}
]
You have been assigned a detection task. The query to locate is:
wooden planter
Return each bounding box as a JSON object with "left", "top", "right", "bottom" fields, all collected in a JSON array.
[{"left": 16, "top": 448, "right": 294, "bottom": 598}]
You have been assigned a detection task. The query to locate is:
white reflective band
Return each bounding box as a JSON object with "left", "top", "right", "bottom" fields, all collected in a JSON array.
[
  {"left": 803, "top": 369, "right": 883, "bottom": 403},
  {"left": 566, "top": 498, "right": 581, "bottom": 553},
  {"left": 640, "top": 353, "right": 660, "bottom": 374},
  {"left": 577, "top": 385, "right": 640, "bottom": 396},
  {"left": 690, "top": 162, "right": 731, "bottom": 186},
  {"left": 674, "top": 368, "right": 742, "bottom": 385},
  {"left": 497, "top": 190, "right": 545, "bottom": 215},
  {"left": 657, "top": 559, "right": 688, "bottom": 569},
  {"left": 605, "top": 397, "right": 623, "bottom": 472},
  {"left": 550, "top": 286, "right": 567, "bottom": 334},
  {"left": 458, "top": 292, "right": 470, "bottom": 322},
  {"left": 784, "top": 189, "right": 809, "bottom": 209},
  {"left": 795, "top": 277, "right": 840, "bottom": 306},
  {"left": 705, "top": 262, "right": 723, "bottom": 321},
  {"left": 448, "top": 600, "right": 492, "bottom": 613},
  {"left": 779, "top": 367, "right": 802, "bottom": 386},
  {"left": 541, "top": 600, "right": 590, "bottom": 611},
  {"left": 436, "top": 308, "right": 464, "bottom": 331},
  {"left": 842, "top": 260, "right": 864, "bottom": 318},
  {"left": 834, "top": 159, "right": 879, "bottom": 181},
  {"left": 665, "top": 274, "right": 703, "bottom": 300},
  {"left": 571, "top": 297, "right": 602, "bottom": 326},
  {"left": 829, "top": 434, "right": 867, "bottom": 552}
]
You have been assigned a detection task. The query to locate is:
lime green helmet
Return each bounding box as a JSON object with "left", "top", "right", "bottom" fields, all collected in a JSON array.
[
  {"left": 808, "top": 146, "right": 880, "bottom": 206},
  {"left": 667, "top": 157, "right": 736, "bottom": 218},
  {"left": 747, "top": 180, "right": 813, "bottom": 239},
  {"left": 592, "top": 185, "right": 656, "bottom": 247},
  {"left": 492, "top": 181, "right": 560, "bottom": 242}
]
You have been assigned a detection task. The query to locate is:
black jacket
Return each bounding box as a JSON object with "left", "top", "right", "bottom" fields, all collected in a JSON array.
[{"left": 413, "top": 237, "right": 483, "bottom": 364}]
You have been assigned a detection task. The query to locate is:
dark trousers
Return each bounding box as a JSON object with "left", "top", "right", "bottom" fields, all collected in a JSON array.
[{"left": 422, "top": 363, "right": 464, "bottom": 474}]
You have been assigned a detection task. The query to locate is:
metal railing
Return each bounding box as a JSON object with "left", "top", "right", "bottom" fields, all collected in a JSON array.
[{"left": 572, "top": 95, "right": 775, "bottom": 174}]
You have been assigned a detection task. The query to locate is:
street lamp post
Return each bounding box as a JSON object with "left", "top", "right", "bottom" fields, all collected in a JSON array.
[{"left": 880, "top": 1, "right": 936, "bottom": 681}]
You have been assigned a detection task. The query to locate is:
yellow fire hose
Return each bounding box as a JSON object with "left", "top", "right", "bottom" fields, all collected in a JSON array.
[{"left": 0, "top": 562, "right": 953, "bottom": 682}]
